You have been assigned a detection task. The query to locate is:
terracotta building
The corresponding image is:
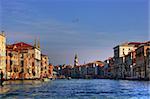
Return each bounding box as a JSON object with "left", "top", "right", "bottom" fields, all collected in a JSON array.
[
  {"left": 6, "top": 41, "right": 41, "bottom": 79},
  {"left": 48, "top": 64, "right": 53, "bottom": 79},
  {"left": 41, "top": 54, "right": 49, "bottom": 78},
  {"left": 6, "top": 48, "right": 20, "bottom": 79}
]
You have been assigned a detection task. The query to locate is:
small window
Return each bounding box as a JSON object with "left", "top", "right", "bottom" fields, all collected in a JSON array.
[
  {"left": 21, "top": 61, "right": 24, "bottom": 66},
  {"left": 32, "top": 62, "right": 34, "bottom": 66},
  {"left": 10, "top": 60, "right": 13, "bottom": 65},
  {"left": 123, "top": 52, "right": 125, "bottom": 55}
]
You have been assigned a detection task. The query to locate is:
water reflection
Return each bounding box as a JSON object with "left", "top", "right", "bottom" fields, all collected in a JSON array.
[{"left": 0, "top": 79, "right": 150, "bottom": 99}]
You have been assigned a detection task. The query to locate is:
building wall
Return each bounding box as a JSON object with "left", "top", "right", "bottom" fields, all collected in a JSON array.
[
  {"left": 135, "top": 45, "right": 150, "bottom": 79},
  {"left": 114, "top": 44, "right": 137, "bottom": 79},
  {"left": 41, "top": 55, "right": 49, "bottom": 78},
  {"left": 34, "top": 48, "right": 41, "bottom": 79},
  {"left": 0, "top": 33, "right": 6, "bottom": 78},
  {"left": 6, "top": 50, "right": 20, "bottom": 79},
  {"left": 81, "top": 66, "right": 87, "bottom": 78},
  {"left": 27, "top": 49, "right": 35, "bottom": 79},
  {"left": 146, "top": 48, "right": 150, "bottom": 79},
  {"left": 6, "top": 42, "right": 43, "bottom": 79},
  {"left": 48, "top": 64, "right": 53, "bottom": 78},
  {"left": 114, "top": 45, "right": 136, "bottom": 58}
]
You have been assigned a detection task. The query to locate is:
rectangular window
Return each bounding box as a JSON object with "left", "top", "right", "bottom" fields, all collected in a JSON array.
[
  {"left": 10, "top": 60, "right": 12, "bottom": 65},
  {"left": 21, "top": 60, "right": 24, "bottom": 66}
]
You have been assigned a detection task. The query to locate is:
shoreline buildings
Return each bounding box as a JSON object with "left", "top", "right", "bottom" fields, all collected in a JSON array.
[
  {"left": 1, "top": 32, "right": 149, "bottom": 81},
  {"left": 113, "top": 42, "right": 143, "bottom": 79},
  {"left": 54, "top": 54, "right": 105, "bottom": 79},
  {"left": 54, "top": 41, "right": 150, "bottom": 80},
  {"left": 109, "top": 41, "right": 150, "bottom": 80},
  {"left": 0, "top": 31, "right": 53, "bottom": 80}
]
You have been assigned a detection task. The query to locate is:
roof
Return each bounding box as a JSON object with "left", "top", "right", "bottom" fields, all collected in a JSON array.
[
  {"left": 145, "top": 41, "right": 150, "bottom": 43},
  {"left": 114, "top": 42, "right": 144, "bottom": 49},
  {"left": 128, "top": 42, "right": 145, "bottom": 47},
  {"left": 82, "top": 60, "right": 104, "bottom": 67},
  {"left": 128, "top": 42, "right": 144, "bottom": 45},
  {"left": 7, "top": 42, "right": 34, "bottom": 51},
  {"left": 13, "top": 42, "right": 33, "bottom": 47}
]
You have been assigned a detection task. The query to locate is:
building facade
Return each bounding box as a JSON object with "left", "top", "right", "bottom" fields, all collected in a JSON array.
[
  {"left": 124, "top": 51, "right": 136, "bottom": 79},
  {"left": 48, "top": 64, "right": 53, "bottom": 79},
  {"left": 6, "top": 48, "right": 20, "bottom": 79},
  {"left": 103, "top": 58, "right": 114, "bottom": 78},
  {"left": 113, "top": 42, "right": 143, "bottom": 79},
  {"left": 146, "top": 48, "right": 150, "bottom": 80},
  {"left": 41, "top": 54, "right": 49, "bottom": 78},
  {"left": 0, "top": 32, "right": 6, "bottom": 78},
  {"left": 135, "top": 42, "right": 150, "bottom": 79},
  {"left": 6, "top": 42, "right": 41, "bottom": 79}
]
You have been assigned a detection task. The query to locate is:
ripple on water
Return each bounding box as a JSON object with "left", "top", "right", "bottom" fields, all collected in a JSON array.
[{"left": 0, "top": 79, "right": 150, "bottom": 99}]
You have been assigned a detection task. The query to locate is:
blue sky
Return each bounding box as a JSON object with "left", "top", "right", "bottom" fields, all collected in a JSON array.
[{"left": 0, "top": 0, "right": 149, "bottom": 65}]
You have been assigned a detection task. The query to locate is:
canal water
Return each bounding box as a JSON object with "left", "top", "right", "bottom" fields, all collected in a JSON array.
[{"left": 0, "top": 79, "right": 150, "bottom": 99}]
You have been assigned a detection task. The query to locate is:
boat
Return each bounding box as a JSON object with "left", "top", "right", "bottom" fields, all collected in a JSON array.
[
  {"left": 67, "top": 77, "right": 72, "bottom": 80},
  {"left": 43, "top": 78, "right": 50, "bottom": 82}
]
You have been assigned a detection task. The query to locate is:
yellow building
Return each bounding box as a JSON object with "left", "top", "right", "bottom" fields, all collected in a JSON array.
[{"left": 0, "top": 32, "right": 6, "bottom": 78}]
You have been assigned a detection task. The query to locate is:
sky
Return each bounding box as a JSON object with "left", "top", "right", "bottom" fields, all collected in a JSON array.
[{"left": 0, "top": 0, "right": 149, "bottom": 65}]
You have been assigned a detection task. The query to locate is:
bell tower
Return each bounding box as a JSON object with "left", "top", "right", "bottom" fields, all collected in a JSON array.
[
  {"left": 37, "top": 39, "right": 40, "bottom": 49},
  {"left": 34, "top": 38, "right": 37, "bottom": 48},
  {"left": 74, "top": 54, "right": 79, "bottom": 67}
]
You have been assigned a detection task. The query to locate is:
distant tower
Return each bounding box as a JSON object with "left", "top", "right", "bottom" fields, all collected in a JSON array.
[
  {"left": 34, "top": 38, "right": 37, "bottom": 48},
  {"left": 74, "top": 54, "right": 79, "bottom": 67},
  {"left": 37, "top": 39, "right": 40, "bottom": 49}
]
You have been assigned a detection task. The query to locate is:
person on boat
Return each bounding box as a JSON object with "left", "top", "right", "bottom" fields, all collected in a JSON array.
[{"left": 0, "top": 69, "right": 4, "bottom": 87}]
